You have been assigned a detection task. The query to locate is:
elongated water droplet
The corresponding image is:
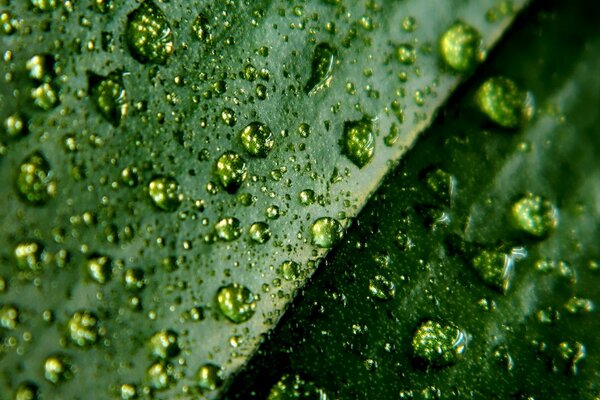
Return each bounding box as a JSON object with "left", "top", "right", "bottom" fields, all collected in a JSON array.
[
  {"left": 240, "top": 122, "right": 274, "bottom": 157},
  {"left": 217, "top": 283, "right": 257, "bottom": 323},
  {"left": 475, "top": 76, "right": 535, "bottom": 128},
  {"left": 412, "top": 320, "right": 466, "bottom": 367},
  {"left": 439, "top": 21, "right": 485, "bottom": 72},
  {"left": 88, "top": 71, "right": 128, "bottom": 126},
  {"left": 311, "top": 217, "right": 343, "bottom": 248},
  {"left": 215, "top": 151, "right": 247, "bottom": 193},
  {"left": 305, "top": 43, "right": 336, "bottom": 95},
  {"left": 126, "top": 0, "right": 174, "bottom": 64},
  {"left": 342, "top": 119, "right": 375, "bottom": 168},
  {"left": 16, "top": 152, "right": 56, "bottom": 206}
]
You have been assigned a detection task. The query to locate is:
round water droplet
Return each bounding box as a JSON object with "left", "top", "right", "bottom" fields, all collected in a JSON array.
[
  {"left": 267, "top": 374, "right": 328, "bottom": 400},
  {"left": 310, "top": 217, "right": 343, "bottom": 248},
  {"left": 217, "top": 283, "right": 257, "bottom": 323},
  {"left": 119, "top": 383, "right": 137, "bottom": 400},
  {"left": 68, "top": 310, "right": 100, "bottom": 347},
  {"left": 14, "top": 382, "right": 39, "bottom": 400},
  {"left": 511, "top": 193, "right": 558, "bottom": 237},
  {"left": 471, "top": 249, "right": 513, "bottom": 292},
  {"left": 397, "top": 44, "right": 416, "bottom": 65},
  {"left": 44, "top": 354, "right": 72, "bottom": 384},
  {"left": 305, "top": 43, "right": 336, "bottom": 95},
  {"left": 299, "top": 189, "right": 315, "bottom": 206},
  {"left": 4, "top": 113, "right": 27, "bottom": 139},
  {"left": 126, "top": 1, "right": 174, "bottom": 64},
  {"left": 240, "top": 122, "right": 274, "bottom": 157},
  {"left": 148, "top": 176, "right": 182, "bottom": 211},
  {"left": 297, "top": 123, "right": 311, "bottom": 138},
  {"left": 0, "top": 304, "right": 19, "bottom": 329},
  {"left": 31, "top": 83, "right": 58, "bottom": 110},
  {"left": 149, "top": 329, "right": 180, "bottom": 359},
  {"left": 87, "top": 254, "right": 112, "bottom": 284},
  {"left": 16, "top": 152, "right": 56, "bottom": 205},
  {"left": 147, "top": 360, "right": 175, "bottom": 390},
  {"left": 215, "top": 217, "right": 242, "bottom": 241},
  {"left": 215, "top": 151, "right": 247, "bottom": 193},
  {"left": 124, "top": 268, "right": 145, "bottom": 291},
  {"left": 281, "top": 260, "right": 301, "bottom": 281},
  {"left": 439, "top": 21, "right": 484, "bottom": 72},
  {"left": 342, "top": 119, "right": 375, "bottom": 168},
  {"left": 197, "top": 363, "right": 222, "bottom": 391},
  {"left": 192, "top": 13, "right": 212, "bottom": 43},
  {"left": 368, "top": 275, "right": 396, "bottom": 300},
  {"left": 475, "top": 76, "right": 535, "bottom": 128},
  {"left": 14, "top": 241, "right": 45, "bottom": 271},
  {"left": 88, "top": 71, "right": 128, "bottom": 126},
  {"left": 248, "top": 222, "right": 271, "bottom": 244},
  {"left": 31, "top": 0, "right": 56, "bottom": 11},
  {"left": 412, "top": 320, "right": 466, "bottom": 366}
]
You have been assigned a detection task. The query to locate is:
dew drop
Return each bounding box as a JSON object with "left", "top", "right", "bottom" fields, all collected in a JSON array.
[
  {"left": 439, "top": 21, "right": 485, "bottom": 72},
  {"left": 0, "top": 304, "right": 19, "bottom": 329},
  {"left": 126, "top": 0, "right": 174, "bottom": 64},
  {"left": 368, "top": 275, "right": 396, "bottom": 300},
  {"left": 197, "top": 363, "right": 222, "bottom": 391},
  {"left": 88, "top": 71, "right": 128, "bottom": 126},
  {"left": 248, "top": 222, "right": 271, "bottom": 244},
  {"left": 44, "top": 354, "right": 72, "bottom": 384},
  {"left": 14, "top": 382, "right": 39, "bottom": 400},
  {"left": 240, "top": 122, "right": 274, "bottom": 158},
  {"left": 281, "top": 260, "right": 301, "bottom": 281},
  {"left": 310, "top": 217, "right": 343, "bottom": 248},
  {"left": 267, "top": 374, "right": 328, "bottom": 400},
  {"left": 149, "top": 329, "right": 180, "bottom": 359},
  {"left": 305, "top": 43, "right": 336, "bottom": 95},
  {"left": 215, "top": 151, "right": 247, "bottom": 194},
  {"left": 511, "top": 193, "right": 558, "bottom": 237},
  {"left": 217, "top": 283, "right": 257, "bottom": 323},
  {"left": 215, "top": 217, "right": 242, "bottom": 241},
  {"left": 412, "top": 320, "right": 466, "bottom": 366},
  {"left": 147, "top": 361, "right": 175, "bottom": 390},
  {"left": 87, "top": 254, "right": 112, "bottom": 284},
  {"left": 396, "top": 43, "right": 416, "bottom": 65},
  {"left": 16, "top": 152, "right": 56, "bottom": 206},
  {"left": 68, "top": 310, "right": 100, "bottom": 347},
  {"left": 475, "top": 76, "right": 535, "bottom": 128},
  {"left": 15, "top": 241, "right": 45, "bottom": 271},
  {"left": 148, "top": 176, "right": 182, "bottom": 211},
  {"left": 342, "top": 119, "right": 375, "bottom": 168}
]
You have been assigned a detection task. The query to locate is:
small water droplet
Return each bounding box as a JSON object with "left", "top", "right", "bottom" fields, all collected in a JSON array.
[
  {"left": 217, "top": 283, "right": 257, "bottom": 323},
  {"left": 197, "top": 363, "right": 222, "bottom": 391},
  {"left": 44, "top": 354, "right": 72, "bottom": 384},
  {"left": 16, "top": 152, "right": 56, "bottom": 205},
  {"left": 148, "top": 176, "right": 182, "bottom": 211},
  {"left": 87, "top": 254, "right": 112, "bottom": 284},
  {"left": 439, "top": 21, "right": 485, "bottom": 72},
  {"left": 88, "top": 71, "right": 128, "bottom": 126},
  {"left": 149, "top": 329, "right": 180, "bottom": 359},
  {"left": 14, "top": 241, "right": 45, "bottom": 271},
  {"left": 267, "top": 374, "right": 328, "bottom": 400},
  {"left": 68, "top": 310, "right": 100, "bottom": 347},
  {"left": 147, "top": 360, "right": 175, "bottom": 390},
  {"left": 368, "top": 275, "right": 396, "bottom": 300},
  {"left": 396, "top": 43, "right": 416, "bottom": 65},
  {"left": 281, "top": 260, "right": 301, "bottom": 281},
  {"left": 215, "top": 151, "right": 247, "bottom": 193},
  {"left": 215, "top": 217, "right": 242, "bottom": 241}
]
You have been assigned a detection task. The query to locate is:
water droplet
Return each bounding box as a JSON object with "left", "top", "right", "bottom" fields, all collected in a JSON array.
[
  {"left": 342, "top": 119, "right": 375, "bottom": 168},
  {"left": 31, "top": 0, "right": 56, "bottom": 11},
  {"left": 402, "top": 16, "right": 417, "bottom": 32},
  {"left": 396, "top": 44, "right": 416, "bottom": 65},
  {"left": 88, "top": 71, "right": 128, "bottom": 126},
  {"left": 412, "top": 320, "right": 466, "bottom": 366},
  {"left": 0, "top": 304, "right": 19, "bottom": 329},
  {"left": 281, "top": 260, "right": 301, "bottom": 281},
  {"left": 4, "top": 113, "right": 27, "bottom": 139},
  {"left": 299, "top": 189, "right": 315, "bottom": 206},
  {"left": 94, "top": 0, "right": 114, "bottom": 13},
  {"left": 475, "top": 77, "right": 535, "bottom": 128},
  {"left": 44, "top": 354, "right": 72, "bottom": 384},
  {"left": 305, "top": 43, "right": 336, "bottom": 95},
  {"left": 16, "top": 152, "right": 56, "bottom": 205},
  {"left": 123, "top": 268, "right": 145, "bottom": 291},
  {"left": 564, "top": 297, "right": 595, "bottom": 314},
  {"left": 147, "top": 360, "right": 175, "bottom": 390},
  {"left": 248, "top": 222, "right": 271, "bottom": 244},
  {"left": 14, "top": 241, "right": 45, "bottom": 271},
  {"left": 217, "top": 283, "right": 257, "bottom": 323},
  {"left": 555, "top": 341, "right": 586, "bottom": 375},
  {"left": 87, "top": 254, "right": 112, "bottom": 284},
  {"left": 471, "top": 249, "right": 514, "bottom": 292},
  {"left": 267, "top": 374, "right": 328, "bottom": 400},
  {"left": 297, "top": 123, "right": 312, "bottom": 138},
  {"left": 148, "top": 176, "right": 182, "bottom": 211},
  {"left": 68, "top": 310, "right": 100, "bottom": 347},
  {"left": 368, "top": 275, "right": 396, "bottom": 300},
  {"left": 439, "top": 21, "right": 484, "bottom": 72},
  {"left": 511, "top": 193, "right": 558, "bottom": 237},
  {"left": 240, "top": 122, "right": 274, "bottom": 157},
  {"left": 31, "top": 83, "right": 58, "bottom": 110},
  {"left": 149, "top": 329, "right": 180, "bottom": 359},
  {"left": 197, "top": 363, "right": 222, "bottom": 391},
  {"left": 1, "top": 11, "right": 18, "bottom": 35},
  {"left": 119, "top": 383, "right": 138, "bottom": 400},
  {"left": 192, "top": 13, "right": 212, "bottom": 43},
  {"left": 126, "top": 1, "right": 174, "bottom": 64},
  {"left": 423, "top": 168, "right": 455, "bottom": 206},
  {"left": 215, "top": 217, "right": 242, "bottom": 241},
  {"left": 14, "top": 382, "right": 39, "bottom": 400},
  {"left": 215, "top": 151, "right": 247, "bottom": 193},
  {"left": 310, "top": 217, "right": 343, "bottom": 248}
]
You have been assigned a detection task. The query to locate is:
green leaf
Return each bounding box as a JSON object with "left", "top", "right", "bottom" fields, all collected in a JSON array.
[
  {"left": 225, "top": 1, "right": 600, "bottom": 398},
  {"left": 0, "top": 0, "right": 530, "bottom": 398}
]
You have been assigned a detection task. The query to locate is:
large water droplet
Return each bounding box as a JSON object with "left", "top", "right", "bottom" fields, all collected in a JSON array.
[
  {"left": 267, "top": 374, "right": 328, "bottom": 400},
  {"left": 412, "top": 320, "right": 466, "bottom": 367},
  {"left": 471, "top": 249, "right": 514, "bottom": 292},
  {"left": 147, "top": 361, "right": 175, "bottom": 390},
  {"left": 148, "top": 176, "right": 182, "bottom": 211},
  {"left": 305, "top": 43, "right": 336, "bottom": 95},
  {"left": 342, "top": 119, "right": 375, "bottom": 168},
  {"left": 217, "top": 283, "right": 257, "bottom": 323},
  {"left": 240, "top": 122, "right": 274, "bottom": 157},
  {"left": 68, "top": 310, "right": 100, "bottom": 347},
  {"left": 88, "top": 71, "right": 128, "bottom": 126},
  {"left": 16, "top": 152, "right": 56, "bottom": 206},
  {"left": 310, "top": 217, "right": 343, "bottom": 248},
  {"left": 149, "top": 329, "right": 180, "bottom": 359},
  {"left": 248, "top": 222, "right": 271, "bottom": 244},
  {"left": 126, "top": 0, "right": 174, "bottom": 64},
  {"left": 439, "top": 21, "right": 484, "bottom": 72},
  {"left": 215, "top": 151, "right": 247, "bottom": 193},
  {"left": 511, "top": 193, "right": 558, "bottom": 237},
  {"left": 197, "top": 363, "right": 222, "bottom": 391},
  {"left": 475, "top": 76, "right": 535, "bottom": 128},
  {"left": 44, "top": 354, "right": 72, "bottom": 384},
  {"left": 215, "top": 217, "right": 242, "bottom": 241}
]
